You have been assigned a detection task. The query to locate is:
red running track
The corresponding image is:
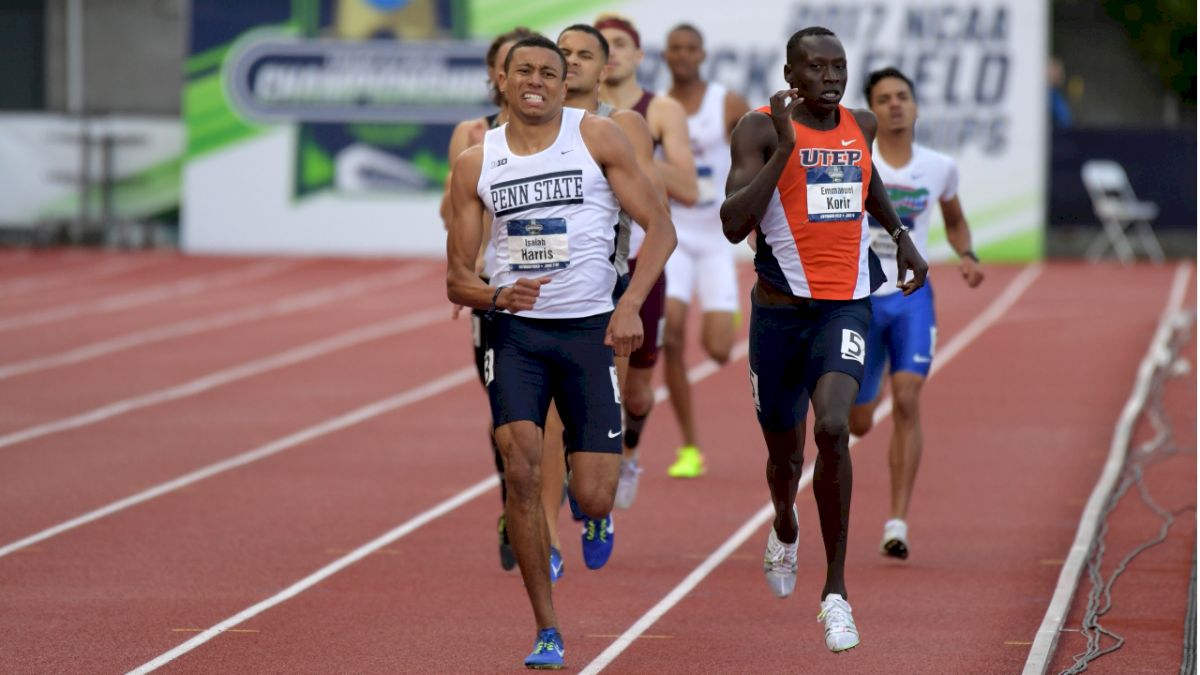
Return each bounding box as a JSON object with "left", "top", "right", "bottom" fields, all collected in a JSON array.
[{"left": 0, "top": 251, "right": 1191, "bottom": 674}]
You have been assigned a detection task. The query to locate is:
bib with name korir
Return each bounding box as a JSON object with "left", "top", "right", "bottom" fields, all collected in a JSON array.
[
  {"left": 806, "top": 164, "right": 863, "bottom": 222},
  {"left": 506, "top": 218, "right": 569, "bottom": 272}
]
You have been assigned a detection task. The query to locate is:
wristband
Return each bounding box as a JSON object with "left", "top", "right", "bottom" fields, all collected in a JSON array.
[
  {"left": 486, "top": 286, "right": 505, "bottom": 320},
  {"left": 960, "top": 250, "right": 979, "bottom": 263},
  {"left": 890, "top": 225, "right": 911, "bottom": 243}
]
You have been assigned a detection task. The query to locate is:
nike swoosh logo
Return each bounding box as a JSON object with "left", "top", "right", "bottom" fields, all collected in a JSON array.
[
  {"left": 551, "top": 561, "right": 563, "bottom": 576},
  {"left": 607, "top": 429, "right": 621, "bottom": 438},
  {"left": 913, "top": 355, "right": 931, "bottom": 363},
  {"left": 840, "top": 139, "right": 855, "bottom": 147},
  {"left": 554, "top": 647, "right": 565, "bottom": 656},
  {"left": 561, "top": 149, "right": 574, "bottom": 155}
]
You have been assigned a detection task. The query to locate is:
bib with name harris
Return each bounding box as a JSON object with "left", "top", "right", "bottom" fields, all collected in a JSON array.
[{"left": 478, "top": 107, "right": 621, "bottom": 319}]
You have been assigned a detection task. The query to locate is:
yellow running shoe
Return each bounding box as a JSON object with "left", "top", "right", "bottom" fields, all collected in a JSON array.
[{"left": 667, "top": 445, "right": 706, "bottom": 478}]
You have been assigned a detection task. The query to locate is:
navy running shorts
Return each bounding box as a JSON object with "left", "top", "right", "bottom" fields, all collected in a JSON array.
[
  {"left": 486, "top": 311, "right": 623, "bottom": 454},
  {"left": 627, "top": 257, "right": 666, "bottom": 369},
  {"left": 748, "top": 290, "right": 872, "bottom": 432}
]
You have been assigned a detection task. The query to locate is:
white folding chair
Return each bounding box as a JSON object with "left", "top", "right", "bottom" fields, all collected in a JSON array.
[{"left": 1081, "top": 159, "right": 1165, "bottom": 264}]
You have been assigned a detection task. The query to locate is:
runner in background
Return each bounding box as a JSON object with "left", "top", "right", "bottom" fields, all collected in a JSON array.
[
  {"left": 595, "top": 13, "right": 700, "bottom": 500},
  {"left": 849, "top": 66, "right": 984, "bottom": 560},
  {"left": 659, "top": 23, "right": 750, "bottom": 483}
]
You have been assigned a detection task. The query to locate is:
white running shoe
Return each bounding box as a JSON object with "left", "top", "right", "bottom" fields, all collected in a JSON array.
[
  {"left": 614, "top": 458, "right": 643, "bottom": 510},
  {"left": 818, "top": 593, "right": 860, "bottom": 652},
  {"left": 880, "top": 518, "right": 909, "bottom": 560},
  {"left": 763, "top": 506, "right": 798, "bottom": 598}
]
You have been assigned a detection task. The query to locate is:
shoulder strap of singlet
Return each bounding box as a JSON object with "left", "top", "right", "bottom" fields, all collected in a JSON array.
[{"left": 632, "top": 90, "right": 654, "bottom": 118}]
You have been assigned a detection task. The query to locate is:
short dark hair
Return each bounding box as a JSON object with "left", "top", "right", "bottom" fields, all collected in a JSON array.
[
  {"left": 863, "top": 67, "right": 916, "bottom": 103},
  {"left": 503, "top": 35, "right": 568, "bottom": 75},
  {"left": 486, "top": 27, "right": 538, "bottom": 106},
  {"left": 786, "top": 26, "right": 837, "bottom": 62},
  {"left": 486, "top": 27, "right": 537, "bottom": 70},
  {"left": 668, "top": 23, "right": 703, "bottom": 47},
  {"left": 559, "top": 24, "right": 610, "bottom": 61}
]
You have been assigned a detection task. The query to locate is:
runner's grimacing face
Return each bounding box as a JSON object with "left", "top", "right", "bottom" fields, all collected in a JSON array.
[
  {"left": 500, "top": 46, "right": 566, "bottom": 120},
  {"left": 785, "top": 35, "right": 847, "bottom": 112},
  {"left": 868, "top": 76, "right": 918, "bottom": 133},
  {"left": 559, "top": 31, "right": 607, "bottom": 95},
  {"left": 665, "top": 29, "right": 704, "bottom": 82},
  {"left": 600, "top": 28, "right": 641, "bottom": 85}
]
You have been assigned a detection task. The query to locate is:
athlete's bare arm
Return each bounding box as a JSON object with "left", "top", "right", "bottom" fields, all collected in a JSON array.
[
  {"left": 854, "top": 108, "right": 929, "bottom": 295},
  {"left": 723, "top": 90, "right": 751, "bottom": 141},
  {"left": 939, "top": 196, "right": 984, "bottom": 287},
  {"left": 648, "top": 95, "right": 699, "bottom": 206},
  {"left": 446, "top": 146, "right": 548, "bottom": 313},
  {"left": 721, "top": 89, "right": 802, "bottom": 244},
  {"left": 440, "top": 117, "right": 489, "bottom": 227},
  {"left": 610, "top": 109, "right": 667, "bottom": 205},
  {"left": 581, "top": 115, "right": 677, "bottom": 356}
]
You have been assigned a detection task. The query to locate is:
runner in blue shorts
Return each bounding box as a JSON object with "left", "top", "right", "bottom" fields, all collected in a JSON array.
[
  {"left": 446, "top": 35, "right": 675, "bottom": 670},
  {"left": 849, "top": 67, "right": 985, "bottom": 560}
]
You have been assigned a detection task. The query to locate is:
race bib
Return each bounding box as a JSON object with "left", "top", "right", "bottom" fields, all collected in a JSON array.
[
  {"left": 806, "top": 165, "right": 862, "bottom": 222},
  {"left": 506, "top": 218, "right": 569, "bottom": 272},
  {"left": 866, "top": 214, "right": 915, "bottom": 259},
  {"left": 696, "top": 165, "right": 717, "bottom": 207},
  {"left": 867, "top": 218, "right": 897, "bottom": 259}
]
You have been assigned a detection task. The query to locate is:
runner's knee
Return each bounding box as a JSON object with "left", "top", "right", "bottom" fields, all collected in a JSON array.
[
  {"left": 571, "top": 483, "right": 615, "bottom": 518},
  {"left": 813, "top": 413, "right": 851, "bottom": 448},
  {"left": 702, "top": 332, "right": 732, "bottom": 365},
  {"left": 848, "top": 407, "right": 873, "bottom": 437},
  {"left": 662, "top": 320, "right": 686, "bottom": 356},
  {"left": 495, "top": 426, "right": 542, "bottom": 502},
  {"left": 623, "top": 372, "right": 655, "bottom": 417},
  {"left": 891, "top": 379, "right": 923, "bottom": 421}
]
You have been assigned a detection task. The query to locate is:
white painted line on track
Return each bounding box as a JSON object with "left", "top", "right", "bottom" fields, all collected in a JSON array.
[
  {"left": 580, "top": 263, "right": 1044, "bottom": 675},
  {"left": 0, "top": 260, "right": 298, "bottom": 333},
  {"left": 0, "top": 306, "right": 449, "bottom": 450},
  {"left": 120, "top": 333, "right": 754, "bottom": 672},
  {"left": 0, "top": 366, "right": 479, "bottom": 560},
  {"left": 1022, "top": 262, "right": 1192, "bottom": 675},
  {"left": 0, "top": 256, "right": 172, "bottom": 297},
  {"left": 124, "top": 472, "right": 500, "bottom": 675},
  {"left": 0, "top": 266, "right": 429, "bottom": 381}
]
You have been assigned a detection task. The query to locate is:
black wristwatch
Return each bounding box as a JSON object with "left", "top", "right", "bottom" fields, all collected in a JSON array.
[
  {"left": 960, "top": 250, "right": 980, "bottom": 263},
  {"left": 889, "top": 225, "right": 911, "bottom": 243}
]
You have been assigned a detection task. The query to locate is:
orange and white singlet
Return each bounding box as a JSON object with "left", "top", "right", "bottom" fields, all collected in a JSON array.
[{"left": 752, "top": 105, "right": 879, "bottom": 301}]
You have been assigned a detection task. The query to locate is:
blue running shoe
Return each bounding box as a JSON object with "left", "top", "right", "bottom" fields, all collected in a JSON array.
[
  {"left": 566, "top": 489, "right": 585, "bottom": 522},
  {"left": 549, "top": 546, "right": 564, "bottom": 585},
  {"left": 581, "top": 513, "right": 614, "bottom": 570},
  {"left": 524, "top": 627, "right": 564, "bottom": 669}
]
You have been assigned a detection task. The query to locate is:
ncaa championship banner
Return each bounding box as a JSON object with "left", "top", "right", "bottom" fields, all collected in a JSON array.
[{"left": 183, "top": 0, "right": 1045, "bottom": 260}]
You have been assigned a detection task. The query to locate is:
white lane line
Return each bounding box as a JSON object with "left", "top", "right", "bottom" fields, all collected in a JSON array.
[
  {"left": 0, "top": 307, "right": 449, "bottom": 450},
  {"left": 580, "top": 263, "right": 1044, "bottom": 675},
  {"left": 0, "top": 366, "right": 479, "bottom": 560},
  {"left": 0, "top": 266, "right": 429, "bottom": 381},
  {"left": 1022, "top": 262, "right": 1192, "bottom": 675},
  {"left": 0, "top": 256, "right": 172, "bottom": 297},
  {"left": 0, "top": 260, "right": 299, "bottom": 333},
  {"left": 121, "top": 334, "right": 755, "bottom": 672},
  {"left": 125, "top": 472, "right": 500, "bottom": 675}
]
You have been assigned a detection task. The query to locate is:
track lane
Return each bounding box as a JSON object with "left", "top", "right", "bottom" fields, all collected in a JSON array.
[
  {"left": 114, "top": 266, "right": 1017, "bottom": 673},
  {"left": 0, "top": 265, "right": 440, "bottom": 436}
]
